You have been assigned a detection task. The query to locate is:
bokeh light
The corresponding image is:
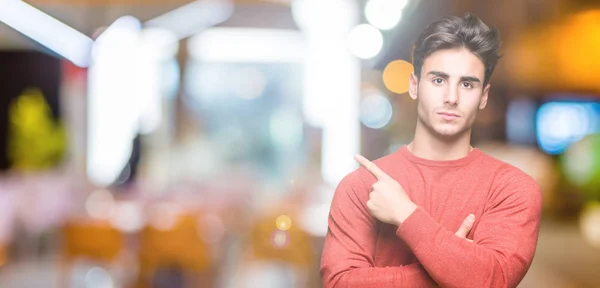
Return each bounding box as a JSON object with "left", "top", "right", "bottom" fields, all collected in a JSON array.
[
  {"left": 85, "top": 189, "right": 115, "bottom": 220},
  {"left": 579, "top": 202, "right": 600, "bottom": 249},
  {"left": 382, "top": 60, "right": 414, "bottom": 94},
  {"left": 347, "top": 24, "right": 383, "bottom": 59},
  {"left": 536, "top": 101, "right": 600, "bottom": 155},
  {"left": 364, "top": 0, "right": 408, "bottom": 30},
  {"left": 291, "top": 0, "right": 358, "bottom": 34},
  {"left": 275, "top": 215, "right": 292, "bottom": 231},
  {"left": 298, "top": 190, "right": 332, "bottom": 237},
  {"left": 149, "top": 202, "right": 180, "bottom": 231},
  {"left": 85, "top": 266, "right": 114, "bottom": 288},
  {"left": 109, "top": 202, "right": 144, "bottom": 233},
  {"left": 270, "top": 230, "right": 290, "bottom": 249},
  {"left": 561, "top": 134, "right": 600, "bottom": 198},
  {"left": 360, "top": 94, "right": 393, "bottom": 129}
]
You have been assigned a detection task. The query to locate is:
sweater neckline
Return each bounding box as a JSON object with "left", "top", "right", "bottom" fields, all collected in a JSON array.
[{"left": 398, "top": 145, "right": 483, "bottom": 167}]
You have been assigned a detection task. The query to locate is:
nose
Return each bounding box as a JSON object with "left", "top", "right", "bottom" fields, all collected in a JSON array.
[{"left": 444, "top": 85, "right": 459, "bottom": 106}]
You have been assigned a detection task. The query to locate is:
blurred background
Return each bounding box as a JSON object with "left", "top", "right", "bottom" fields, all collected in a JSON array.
[{"left": 0, "top": 0, "right": 599, "bottom": 287}]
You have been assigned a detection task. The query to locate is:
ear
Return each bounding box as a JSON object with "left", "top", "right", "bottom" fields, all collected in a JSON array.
[
  {"left": 409, "top": 73, "right": 419, "bottom": 100},
  {"left": 479, "top": 84, "right": 490, "bottom": 109}
]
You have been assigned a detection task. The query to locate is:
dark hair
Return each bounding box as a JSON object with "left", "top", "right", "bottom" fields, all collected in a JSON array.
[{"left": 412, "top": 13, "right": 501, "bottom": 85}]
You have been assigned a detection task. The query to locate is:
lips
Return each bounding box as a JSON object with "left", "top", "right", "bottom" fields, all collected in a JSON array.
[{"left": 437, "top": 112, "right": 459, "bottom": 121}]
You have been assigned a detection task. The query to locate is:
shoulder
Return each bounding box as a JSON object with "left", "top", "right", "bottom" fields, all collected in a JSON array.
[
  {"left": 481, "top": 153, "right": 542, "bottom": 212},
  {"left": 484, "top": 152, "right": 539, "bottom": 191},
  {"left": 474, "top": 151, "right": 536, "bottom": 185}
]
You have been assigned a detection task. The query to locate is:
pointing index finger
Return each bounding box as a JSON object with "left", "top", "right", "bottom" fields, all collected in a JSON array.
[{"left": 355, "top": 154, "right": 389, "bottom": 180}]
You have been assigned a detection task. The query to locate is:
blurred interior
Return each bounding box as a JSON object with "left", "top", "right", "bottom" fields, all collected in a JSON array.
[{"left": 1, "top": 0, "right": 600, "bottom": 287}]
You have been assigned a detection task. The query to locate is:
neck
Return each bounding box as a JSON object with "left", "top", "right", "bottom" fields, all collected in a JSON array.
[{"left": 409, "top": 119, "right": 473, "bottom": 161}]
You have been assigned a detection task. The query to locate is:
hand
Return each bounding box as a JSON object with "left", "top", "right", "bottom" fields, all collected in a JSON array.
[
  {"left": 355, "top": 154, "right": 418, "bottom": 226},
  {"left": 455, "top": 214, "right": 475, "bottom": 243}
]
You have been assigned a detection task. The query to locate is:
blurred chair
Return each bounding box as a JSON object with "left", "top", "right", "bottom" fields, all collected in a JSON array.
[
  {"left": 61, "top": 220, "right": 125, "bottom": 287},
  {"left": 250, "top": 214, "right": 313, "bottom": 267},
  {"left": 136, "top": 212, "right": 213, "bottom": 288},
  {"left": 237, "top": 211, "right": 315, "bottom": 288}
]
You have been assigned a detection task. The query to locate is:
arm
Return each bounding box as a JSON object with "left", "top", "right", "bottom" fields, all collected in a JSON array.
[
  {"left": 320, "top": 173, "right": 438, "bottom": 288},
  {"left": 396, "top": 168, "right": 542, "bottom": 288}
]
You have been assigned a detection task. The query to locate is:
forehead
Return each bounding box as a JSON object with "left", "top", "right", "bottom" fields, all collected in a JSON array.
[{"left": 421, "top": 47, "right": 485, "bottom": 78}]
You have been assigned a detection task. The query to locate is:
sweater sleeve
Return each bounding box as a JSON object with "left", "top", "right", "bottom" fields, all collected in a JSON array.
[
  {"left": 320, "top": 173, "right": 438, "bottom": 288},
  {"left": 396, "top": 167, "right": 542, "bottom": 288}
]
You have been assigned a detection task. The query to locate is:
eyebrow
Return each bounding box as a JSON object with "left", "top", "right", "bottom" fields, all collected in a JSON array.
[{"left": 427, "top": 70, "right": 481, "bottom": 83}]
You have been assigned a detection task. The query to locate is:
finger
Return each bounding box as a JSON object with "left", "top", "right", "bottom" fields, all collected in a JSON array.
[
  {"left": 355, "top": 154, "right": 389, "bottom": 180},
  {"left": 467, "top": 239, "right": 473, "bottom": 243},
  {"left": 454, "top": 214, "right": 475, "bottom": 238},
  {"left": 366, "top": 199, "right": 375, "bottom": 212}
]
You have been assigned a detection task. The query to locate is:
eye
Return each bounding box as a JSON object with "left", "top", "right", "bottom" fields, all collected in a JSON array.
[
  {"left": 433, "top": 78, "right": 444, "bottom": 85},
  {"left": 462, "top": 82, "right": 473, "bottom": 89}
]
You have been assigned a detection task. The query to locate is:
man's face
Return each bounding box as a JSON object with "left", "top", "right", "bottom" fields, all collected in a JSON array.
[{"left": 409, "top": 47, "right": 490, "bottom": 139}]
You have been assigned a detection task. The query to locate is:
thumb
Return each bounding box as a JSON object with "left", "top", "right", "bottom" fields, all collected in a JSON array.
[{"left": 455, "top": 214, "right": 475, "bottom": 239}]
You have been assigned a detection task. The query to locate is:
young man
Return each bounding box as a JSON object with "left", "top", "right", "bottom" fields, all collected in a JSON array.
[{"left": 320, "top": 14, "right": 542, "bottom": 288}]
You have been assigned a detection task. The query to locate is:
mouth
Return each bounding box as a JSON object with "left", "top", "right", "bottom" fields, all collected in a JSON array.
[{"left": 437, "top": 112, "right": 459, "bottom": 121}]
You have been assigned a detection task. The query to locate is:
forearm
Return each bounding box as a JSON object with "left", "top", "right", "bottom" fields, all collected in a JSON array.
[
  {"left": 322, "top": 262, "right": 438, "bottom": 288},
  {"left": 322, "top": 173, "right": 438, "bottom": 288},
  {"left": 396, "top": 208, "right": 536, "bottom": 288}
]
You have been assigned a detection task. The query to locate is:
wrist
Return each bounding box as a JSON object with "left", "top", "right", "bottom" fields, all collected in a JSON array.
[{"left": 395, "top": 200, "right": 418, "bottom": 226}]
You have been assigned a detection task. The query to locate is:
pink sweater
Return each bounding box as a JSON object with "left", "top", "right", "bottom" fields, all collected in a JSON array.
[{"left": 321, "top": 146, "right": 542, "bottom": 288}]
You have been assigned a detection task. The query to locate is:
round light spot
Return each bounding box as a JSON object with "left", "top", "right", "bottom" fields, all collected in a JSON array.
[
  {"left": 270, "top": 230, "right": 290, "bottom": 249},
  {"left": 149, "top": 202, "right": 180, "bottom": 231},
  {"left": 85, "top": 266, "right": 114, "bottom": 288},
  {"left": 85, "top": 189, "right": 115, "bottom": 220},
  {"left": 382, "top": 60, "right": 414, "bottom": 94},
  {"left": 276, "top": 215, "right": 292, "bottom": 231},
  {"left": 365, "top": 0, "right": 407, "bottom": 30},
  {"left": 563, "top": 136, "right": 595, "bottom": 186},
  {"left": 360, "top": 94, "right": 393, "bottom": 129},
  {"left": 560, "top": 134, "right": 600, "bottom": 199},
  {"left": 109, "top": 201, "right": 144, "bottom": 233},
  {"left": 580, "top": 202, "right": 600, "bottom": 249},
  {"left": 348, "top": 24, "right": 383, "bottom": 59}
]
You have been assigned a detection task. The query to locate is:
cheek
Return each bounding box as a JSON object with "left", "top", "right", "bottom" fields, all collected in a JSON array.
[
  {"left": 461, "top": 94, "right": 483, "bottom": 117},
  {"left": 416, "top": 96, "right": 434, "bottom": 118},
  {"left": 416, "top": 87, "right": 438, "bottom": 109}
]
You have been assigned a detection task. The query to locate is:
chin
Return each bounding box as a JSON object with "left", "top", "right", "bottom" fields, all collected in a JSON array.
[
  {"left": 432, "top": 125, "right": 464, "bottom": 138},
  {"left": 435, "top": 131, "right": 461, "bottom": 138},
  {"left": 419, "top": 116, "right": 468, "bottom": 139}
]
